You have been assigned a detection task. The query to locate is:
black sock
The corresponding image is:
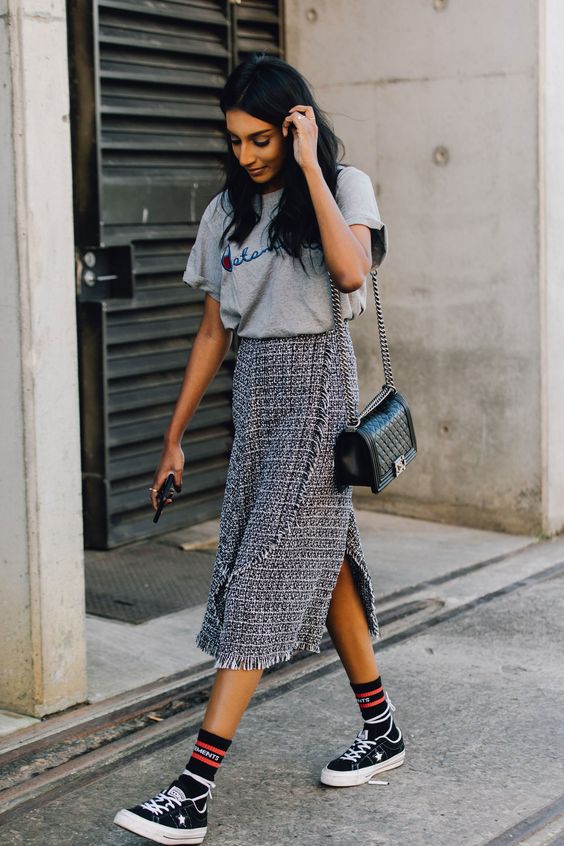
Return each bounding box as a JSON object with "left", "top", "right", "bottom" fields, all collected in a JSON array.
[
  {"left": 178, "top": 728, "right": 232, "bottom": 798},
  {"left": 350, "top": 676, "right": 388, "bottom": 721},
  {"left": 351, "top": 676, "right": 401, "bottom": 741}
]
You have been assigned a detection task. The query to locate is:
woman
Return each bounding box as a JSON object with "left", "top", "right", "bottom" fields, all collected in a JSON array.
[{"left": 114, "top": 53, "right": 404, "bottom": 845}]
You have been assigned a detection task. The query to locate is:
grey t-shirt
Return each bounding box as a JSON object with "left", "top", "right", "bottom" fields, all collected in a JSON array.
[{"left": 182, "top": 164, "right": 387, "bottom": 338}]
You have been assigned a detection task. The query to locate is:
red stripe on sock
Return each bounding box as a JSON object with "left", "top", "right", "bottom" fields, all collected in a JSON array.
[
  {"left": 355, "top": 686, "right": 383, "bottom": 699},
  {"left": 192, "top": 752, "right": 221, "bottom": 767},
  {"left": 359, "top": 695, "right": 386, "bottom": 708},
  {"left": 196, "top": 740, "right": 226, "bottom": 757}
]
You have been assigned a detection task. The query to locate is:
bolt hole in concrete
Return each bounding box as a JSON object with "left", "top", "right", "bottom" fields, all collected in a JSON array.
[{"left": 433, "top": 145, "right": 450, "bottom": 166}]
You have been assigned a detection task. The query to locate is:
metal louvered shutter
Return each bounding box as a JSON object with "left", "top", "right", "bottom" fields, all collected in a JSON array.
[{"left": 68, "top": 0, "right": 283, "bottom": 548}]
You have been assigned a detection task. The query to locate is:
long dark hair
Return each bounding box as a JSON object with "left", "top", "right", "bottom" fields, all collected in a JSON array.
[{"left": 217, "top": 53, "right": 347, "bottom": 271}]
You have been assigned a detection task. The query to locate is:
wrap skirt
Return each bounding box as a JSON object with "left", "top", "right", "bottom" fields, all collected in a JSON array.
[{"left": 195, "top": 325, "right": 381, "bottom": 670}]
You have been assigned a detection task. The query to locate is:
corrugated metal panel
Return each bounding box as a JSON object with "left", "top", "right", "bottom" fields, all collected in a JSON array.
[
  {"left": 69, "top": 0, "right": 283, "bottom": 547},
  {"left": 97, "top": 0, "right": 229, "bottom": 244},
  {"left": 231, "top": 0, "right": 284, "bottom": 61}
]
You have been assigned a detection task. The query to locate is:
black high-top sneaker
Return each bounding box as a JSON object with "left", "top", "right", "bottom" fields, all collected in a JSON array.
[
  {"left": 113, "top": 776, "right": 213, "bottom": 844},
  {"left": 320, "top": 697, "right": 405, "bottom": 787}
]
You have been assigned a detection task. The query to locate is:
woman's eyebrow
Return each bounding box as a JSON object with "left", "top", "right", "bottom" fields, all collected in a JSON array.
[{"left": 227, "top": 129, "right": 274, "bottom": 139}]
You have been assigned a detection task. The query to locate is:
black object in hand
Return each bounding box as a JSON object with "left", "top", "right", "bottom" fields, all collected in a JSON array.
[{"left": 153, "top": 472, "right": 176, "bottom": 524}]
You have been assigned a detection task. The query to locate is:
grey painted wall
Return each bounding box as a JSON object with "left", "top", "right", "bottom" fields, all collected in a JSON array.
[{"left": 286, "top": 0, "right": 564, "bottom": 535}]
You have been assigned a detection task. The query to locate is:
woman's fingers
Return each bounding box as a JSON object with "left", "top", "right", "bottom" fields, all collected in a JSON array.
[
  {"left": 282, "top": 107, "right": 317, "bottom": 140},
  {"left": 150, "top": 446, "right": 185, "bottom": 511},
  {"left": 282, "top": 104, "right": 315, "bottom": 132},
  {"left": 149, "top": 469, "right": 184, "bottom": 510},
  {"left": 282, "top": 113, "right": 304, "bottom": 139},
  {"left": 149, "top": 477, "right": 163, "bottom": 511},
  {"left": 288, "top": 104, "right": 315, "bottom": 117},
  {"left": 282, "top": 105, "right": 308, "bottom": 136},
  {"left": 150, "top": 470, "right": 171, "bottom": 510}
]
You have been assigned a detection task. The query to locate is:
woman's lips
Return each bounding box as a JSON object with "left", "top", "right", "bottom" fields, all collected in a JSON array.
[{"left": 247, "top": 167, "right": 265, "bottom": 175}]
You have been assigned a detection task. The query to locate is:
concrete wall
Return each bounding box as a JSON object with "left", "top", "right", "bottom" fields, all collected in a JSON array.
[
  {"left": 541, "top": 0, "right": 564, "bottom": 535},
  {"left": 285, "top": 0, "right": 564, "bottom": 535},
  {"left": 0, "top": 0, "right": 86, "bottom": 716}
]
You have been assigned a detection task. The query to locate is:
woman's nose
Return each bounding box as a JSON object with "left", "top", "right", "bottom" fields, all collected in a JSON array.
[{"left": 239, "top": 143, "right": 256, "bottom": 168}]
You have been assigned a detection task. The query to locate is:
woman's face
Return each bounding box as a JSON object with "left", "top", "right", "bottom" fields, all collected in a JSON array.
[{"left": 226, "top": 109, "right": 287, "bottom": 191}]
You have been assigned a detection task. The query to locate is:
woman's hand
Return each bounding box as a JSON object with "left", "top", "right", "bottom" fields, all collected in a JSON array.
[
  {"left": 150, "top": 441, "right": 185, "bottom": 512},
  {"left": 282, "top": 105, "right": 320, "bottom": 172}
]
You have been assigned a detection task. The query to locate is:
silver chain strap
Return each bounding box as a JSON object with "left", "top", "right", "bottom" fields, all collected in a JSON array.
[{"left": 329, "top": 268, "right": 396, "bottom": 429}]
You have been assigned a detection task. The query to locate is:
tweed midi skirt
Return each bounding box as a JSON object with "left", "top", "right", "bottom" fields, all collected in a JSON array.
[{"left": 195, "top": 325, "right": 381, "bottom": 670}]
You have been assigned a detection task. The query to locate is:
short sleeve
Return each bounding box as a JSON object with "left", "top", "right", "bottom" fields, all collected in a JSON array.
[
  {"left": 336, "top": 165, "right": 388, "bottom": 267},
  {"left": 182, "top": 200, "right": 223, "bottom": 302}
]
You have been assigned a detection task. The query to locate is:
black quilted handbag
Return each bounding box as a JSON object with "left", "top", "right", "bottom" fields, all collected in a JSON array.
[{"left": 329, "top": 268, "right": 417, "bottom": 493}]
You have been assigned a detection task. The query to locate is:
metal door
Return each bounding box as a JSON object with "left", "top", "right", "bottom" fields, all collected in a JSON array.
[{"left": 67, "top": 0, "right": 284, "bottom": 547}]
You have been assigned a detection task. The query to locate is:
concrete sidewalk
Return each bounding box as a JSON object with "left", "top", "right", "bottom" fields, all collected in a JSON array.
[
  {"left": 85, "top": 509, "right": 533, "bottom": 701},
  {"left": 2, "top": 521, "right": 563, "bottom": 845}
]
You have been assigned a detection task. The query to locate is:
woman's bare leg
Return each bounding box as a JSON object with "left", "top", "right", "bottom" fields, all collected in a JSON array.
[
  {"left": 321, "top": 559, "right": 404, "bottom": 789},
  {"left": 201, "top": 668, "right": 264, "bottom": 739},
  {"left": 326, "top": 557, "right": 380, "bottom": 684},
  {"left": 112, "top": 668, "right": 264, "bottom": 840},
  {"left": 202, "top": 556, "right": 377, "bottom": 736},
  {"left": 201, "top": 556, "right": 378, "bottom": 737}
]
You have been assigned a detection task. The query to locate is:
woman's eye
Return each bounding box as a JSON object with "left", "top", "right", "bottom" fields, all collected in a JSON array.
[{"left": 229, "top": 139, "right": 269, "bottom": 147}]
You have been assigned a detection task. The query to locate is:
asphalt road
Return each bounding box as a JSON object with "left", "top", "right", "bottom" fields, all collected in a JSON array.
[{"left": 2, "top": 534, "right": 563, "bottom": 845}]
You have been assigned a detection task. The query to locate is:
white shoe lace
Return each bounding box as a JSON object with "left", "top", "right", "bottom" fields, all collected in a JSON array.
[
  {"left": 142, "top": 791, "right": 185, "bottom": 816},
  {"left": 341, "top": 736, "right": 378, "bottom": 763},
  {"left": 364, "top": 693, "right": 398, "bottom": 731},
  {"left": 141, "top": 775, "right": 215, "bottom": 816}
]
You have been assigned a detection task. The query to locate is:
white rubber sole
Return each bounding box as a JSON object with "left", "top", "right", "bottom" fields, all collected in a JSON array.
[
  {"left": 113, "top": 809, "right": 207, "bottom": 844},
  {"left": 319, "top": 749, "right": 405, "bottom": 787}
]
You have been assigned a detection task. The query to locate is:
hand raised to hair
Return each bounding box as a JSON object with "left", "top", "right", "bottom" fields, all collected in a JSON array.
[{"left": 282, "top": 105, "right": 320, "bottom": 172}]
